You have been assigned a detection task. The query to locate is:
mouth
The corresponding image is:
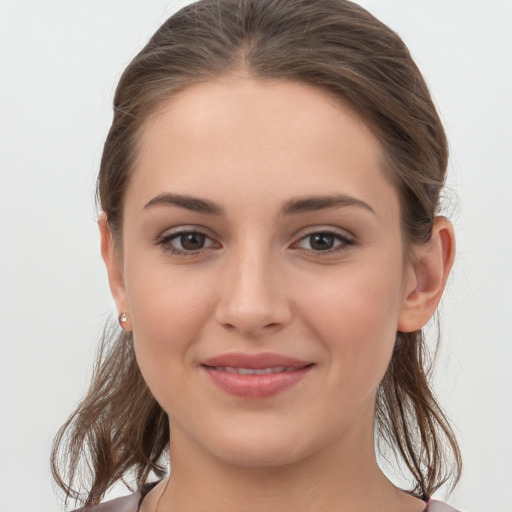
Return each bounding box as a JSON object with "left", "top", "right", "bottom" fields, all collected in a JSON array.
[
  {"left": 201, "top": 352, "right": 315, "bottom": 399},
  {"left": 207, "top": 366, "right": 304, "bottom": 375}
]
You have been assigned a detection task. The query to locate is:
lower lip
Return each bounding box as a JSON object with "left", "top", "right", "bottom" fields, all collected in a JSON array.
[{"left": 202, "top": 366, "right": 313, "bottom": 399}]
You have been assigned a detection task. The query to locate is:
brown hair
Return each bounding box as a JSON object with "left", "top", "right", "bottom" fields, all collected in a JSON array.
[{"left": 52, "top": 0, "right": 462, "bottom": 506}]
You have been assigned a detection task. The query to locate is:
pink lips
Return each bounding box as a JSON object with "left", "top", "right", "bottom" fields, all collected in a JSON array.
[{"left": 201, "top": 352, "right": 314, "bottom": 399}]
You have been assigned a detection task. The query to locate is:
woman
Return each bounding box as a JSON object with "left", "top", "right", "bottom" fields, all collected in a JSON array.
[{"left": 52, "top": 0, "right": 463, "bottom": 510}]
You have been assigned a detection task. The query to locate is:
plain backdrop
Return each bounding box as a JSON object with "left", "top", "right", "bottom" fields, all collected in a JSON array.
[{"left": 1, "top": 1, "right": 511, "bottom": 511}]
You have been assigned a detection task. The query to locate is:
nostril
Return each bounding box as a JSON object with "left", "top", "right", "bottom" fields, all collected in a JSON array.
[
  {"left": 219, "top": 320, "right": 284, "bottom": 337},
  {"left": 215, "top": 293, "right": 292, "bottom": 336}
]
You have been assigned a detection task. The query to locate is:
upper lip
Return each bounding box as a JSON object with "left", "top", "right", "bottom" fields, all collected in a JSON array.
[{"left": 202, "top": 352, "right": 313, "bottom": 369}]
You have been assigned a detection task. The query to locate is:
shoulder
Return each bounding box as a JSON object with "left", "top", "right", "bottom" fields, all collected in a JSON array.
[
  {"left": 71, "top": 480, "right": 160, "bottom": 512},
  {"left": 71, "top": 493, "right": 140, "bottom": 512},
  {"left": 426, "top": 499, "right": 462, "bottom": 512},
  {"left": 71, "top": 492, "right": 140, "bottom": 512}
]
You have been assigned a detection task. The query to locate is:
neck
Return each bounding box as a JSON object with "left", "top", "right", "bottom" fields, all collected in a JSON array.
[{"left": 153, "top": 416, "right": 424, "bottom": 512}]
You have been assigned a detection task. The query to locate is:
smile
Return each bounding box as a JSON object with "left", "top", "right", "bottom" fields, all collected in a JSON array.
[
  {"left": 201, "top": 352, "right": 314, "bottom": 399},
  {"left": 209, "top": 366, "right": 300, "bottom": 375}
]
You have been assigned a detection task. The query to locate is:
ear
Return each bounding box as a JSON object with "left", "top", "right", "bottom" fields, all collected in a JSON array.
[
  {"left": 98, "top": 213, "right": 133, "bottom": 330},
  {"left": 398, "top": 216, "right": 455, "bottom": 332}
]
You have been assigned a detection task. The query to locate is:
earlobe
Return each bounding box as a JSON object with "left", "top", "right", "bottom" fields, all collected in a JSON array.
[
  {"left": 397, "top": 217, "right": 455, "bottom": 333},
  {"left": 98, "top": 213, "right": 132, "bottom": 330}
]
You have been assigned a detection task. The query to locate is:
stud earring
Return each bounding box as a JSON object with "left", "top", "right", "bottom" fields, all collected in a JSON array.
[{"left": 118, "top": 312, "right": 128, "bottom": 327}]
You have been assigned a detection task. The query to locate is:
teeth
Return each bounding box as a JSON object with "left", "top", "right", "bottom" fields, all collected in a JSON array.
[{"left": 213, "top": 366, "right": 297, "bottom": 375}]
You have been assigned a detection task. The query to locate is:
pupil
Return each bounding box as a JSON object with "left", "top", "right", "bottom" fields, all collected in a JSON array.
[
  {"left": 310, "top": 233, "right": 334, "bottom": 251},
  {"left": 181, "top": 233, "right": 205, "bottom": 250}
]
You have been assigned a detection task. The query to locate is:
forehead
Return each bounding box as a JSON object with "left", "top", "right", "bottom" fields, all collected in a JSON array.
[{"left": 127, "top": 77, "right": 399, "bottom": 220}]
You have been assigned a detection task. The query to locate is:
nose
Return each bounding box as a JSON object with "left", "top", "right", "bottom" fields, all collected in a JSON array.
[{"left": 214, "top": 247, "right": 292, "bottom": 337}]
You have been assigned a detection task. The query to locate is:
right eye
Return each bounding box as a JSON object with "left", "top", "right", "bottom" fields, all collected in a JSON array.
[{"left": 158, "top": 230, "right": 218, "bottom": 255}]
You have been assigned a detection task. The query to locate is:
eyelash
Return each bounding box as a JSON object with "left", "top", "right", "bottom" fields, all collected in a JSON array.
[
  {"left": 157, "top": 229, "right": 354, "bottom": 256},
  {"left": 293, "top": 229, "right": 354, "bottom": 256},
  {"left": 157, "top": 230, "right": 218, "bottom": 256}
]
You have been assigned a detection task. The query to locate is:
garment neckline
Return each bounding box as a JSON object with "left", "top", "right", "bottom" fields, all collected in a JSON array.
[
  {"left": 136, "top": 480, "right": 431, "bottom": 511},
  {"left": 137, "top": 480, "right": 161, "bottom": 511}
]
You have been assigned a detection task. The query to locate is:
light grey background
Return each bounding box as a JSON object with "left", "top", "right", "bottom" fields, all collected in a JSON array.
[{"left": 0, "top": 1, "right": 511, "bottom": 511}]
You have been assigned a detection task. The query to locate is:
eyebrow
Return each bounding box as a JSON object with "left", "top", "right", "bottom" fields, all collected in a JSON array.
[
  {"left": 144, "top": 193, "right": 224, "bottom": 215},
  {"left": 280, "top": 194, "right": 376, "bottom": 216},
  {"left": 143, "top": 192, "right": 375, "bottom": 216}
]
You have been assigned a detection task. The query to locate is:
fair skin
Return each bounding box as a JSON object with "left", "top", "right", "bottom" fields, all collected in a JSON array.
[{"left": 100, "top": 77, "right": 455, "bottom": 512}]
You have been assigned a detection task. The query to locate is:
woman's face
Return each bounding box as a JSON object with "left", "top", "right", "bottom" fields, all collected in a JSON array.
[{"left": 107, "top": 77, "right": 420, "bottom": 468}]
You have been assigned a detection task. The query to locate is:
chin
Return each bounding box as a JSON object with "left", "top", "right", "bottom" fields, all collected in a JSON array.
[
  {"left": 196, "top": 421, "right": 328, "bottom": 469},
  {"left": 214, "top": 441, "right": 307, "bottom": 468}
]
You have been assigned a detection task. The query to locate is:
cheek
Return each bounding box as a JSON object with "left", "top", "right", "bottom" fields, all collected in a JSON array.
[
  {"left": 126, "top": 254, "right": 214, "bottom": 335},
  {"left": 124, "top": 263, "right": 216, "bottom": 401},
  {"left": 298, "top": 261, "right": 404, "bottom": 392}
]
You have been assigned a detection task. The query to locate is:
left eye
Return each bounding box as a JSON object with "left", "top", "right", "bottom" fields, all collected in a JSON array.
[
  {"left": 295, "top": 231, "right": 352, "bottom": 252},
  {"left": 160, "top": 231, "right": 217, "bottom": 253}
]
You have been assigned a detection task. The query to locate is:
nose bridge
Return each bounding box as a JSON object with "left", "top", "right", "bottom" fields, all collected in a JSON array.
[{"left": 215, "top": 237, "right": 290, "bottom": 335}]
